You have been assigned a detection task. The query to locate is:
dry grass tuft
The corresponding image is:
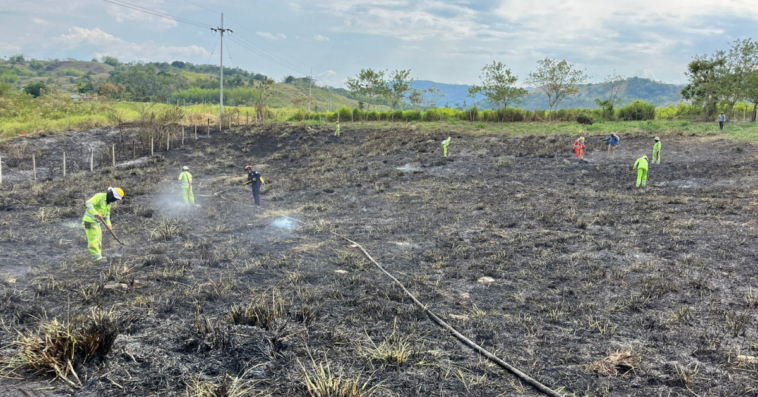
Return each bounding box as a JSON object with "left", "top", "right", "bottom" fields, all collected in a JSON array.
[
  {"left": 300, "top": 352, "right": 378, "bottom": 397},
  {"left": 228, "top": 292, "right": 285, "bottom": 331},
  {"left": 361, "top": 327, "right": 414, "bottom": 366},
  {"left": 587, "top": 348, "right": 641, "bottom": 377},
  {"left": 185, "top": 369, "right": 259, "bottom": 397},
  {"left": 0, "top": 308, "right": 120, "bottom": 387}
]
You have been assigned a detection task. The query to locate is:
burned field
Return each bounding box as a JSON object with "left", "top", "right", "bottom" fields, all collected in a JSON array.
[{"left": 1, "top": 124, "right": 757, "bottom": 396}]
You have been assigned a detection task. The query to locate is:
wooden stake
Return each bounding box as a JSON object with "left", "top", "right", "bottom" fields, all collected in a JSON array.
[
  {"left": 207, "top": 119, "right": 210, "bottom": 136},
  {"left": 182, "top": 126, "right": 185, "bottom": 146},
  {"left": 32, "top": 154, "right": 36, "bottom": 181},
  {"left": 0, "top": 156, "right": 3, "bottom": 185},
  {"left": 194, "top": 125, "right": 197, "bottom": 140},
  {"left": 90, "top": 150, "right": 94, "bottom": 172},
  {"left": 132, "top": 140, "right": 135, "bottom": 160},
  {"left": 63, "top": 152, "right": 66, "bottom": 177},
  {"left": 166, "top": 133, "right": 170, "bottom": 151},
  {"left": 112, "top": 144, "right": 116, "bottom": 167},
  {"left": 151, "top": 137, "right": 154, "bottom": 156}
]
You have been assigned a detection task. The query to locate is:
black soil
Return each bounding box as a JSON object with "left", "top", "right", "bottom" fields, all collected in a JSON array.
[{"left": 1, "top": 124, "right": 757, "bottom": 396}]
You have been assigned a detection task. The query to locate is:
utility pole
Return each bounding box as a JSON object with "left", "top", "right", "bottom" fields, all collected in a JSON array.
[
  {"left": 308, "top": 68, "right": 313, "bottom": 112},
  {"left": 211, "top": 14, "right": 232, "bottom": 130}
]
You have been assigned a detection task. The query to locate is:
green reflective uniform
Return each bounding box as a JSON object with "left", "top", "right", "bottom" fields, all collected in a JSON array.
[
  {"left": 82, "top": 193, "right": 112, "bottom": 262},
  {"left": 335, "top": 123, "right": 341, "bottom": 137},
  {"left": 633, "top": 157, "right": 649, "bottom": 188},
  {"left": 442, "top": 138, "right": 451, "bottom": 157},
  {"left": 652, "top": 141, "right": 661, "bottom": 164},
  {"left": 178, "top": 171, "right": 195, "bottom": 205}
]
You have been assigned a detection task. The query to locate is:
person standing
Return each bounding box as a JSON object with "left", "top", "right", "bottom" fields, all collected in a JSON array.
[
  {"left": 633, "top": 155, "right": 649, "bottom": 188},
  {"left": 243, "top": 165, "right": 265, "bottom": 206},
  {"left": 719, "top": 112, "right": 726, "bottom": 130},
  {"left": 335, "top": 120, "right": 341, "bottom": 137},
  {"left": 573, "top": 136, "right": 586, "bottom": 159},
  {"left": 82, "top": 187, "right": 124, "bottom": 262},
  {"left": 441, "top": 136, "right": 452, "bottom": 157},
  {"left": 178, "top": 166, "right": 195, "bottom": 205},
  {"left": 652, "top": 137, "right": 662, "bottom": 165},
  {"left": 604, "top": 132, "right": 620, "bottom": 158}
]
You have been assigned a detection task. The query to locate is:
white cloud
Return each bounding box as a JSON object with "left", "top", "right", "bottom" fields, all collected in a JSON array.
[
  {"left": 319, "top": 70, "right": 337, "bottom": 77},
  {"left": 32, "top": 17, "right": 49, "bottom": 26},
  {"left": 400, "top": 45, "right": 424, "bottom": 51},
  {"left": 256, "top": 31, "right": 287, "bottom": 40},
  {"left": 314, "top": 34, "right": 330, "bottom": 41},
  {"left": 52, "top": 27, "right": 210, "bottom": 61},
  {"left": 106, "top": 3, "right": 178, "bottom": 30}
]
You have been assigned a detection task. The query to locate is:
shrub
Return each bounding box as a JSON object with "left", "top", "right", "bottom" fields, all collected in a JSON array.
[
  {"left": 576, "top": 114, "right": 595, "bottom": 125},
  {"left": 617, "top": 100, "right": 656, "bottom": 121},
  {"left": 24, "top": 82, "right": 47, "bottom": 98},
  {"left": 338, "top": 107, "right": 352, "bottom": 122},
  {"left": 367, "top": 111, "right": 379, "bottom": 121},
  {"left": 402, "top": 110, "right": 422, "bottom": 121}
]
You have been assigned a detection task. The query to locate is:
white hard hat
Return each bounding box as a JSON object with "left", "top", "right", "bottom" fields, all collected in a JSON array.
[{"left": 182, "top": 166, "right": 189, "bottom": 171}]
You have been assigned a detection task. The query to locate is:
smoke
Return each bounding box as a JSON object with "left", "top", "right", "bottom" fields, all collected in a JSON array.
[
  {"left": 271, "top": 217, "right": 299, "bottom": 231},
  {"left": 151, "top": 187, "right": 198, "bottom": 218}
]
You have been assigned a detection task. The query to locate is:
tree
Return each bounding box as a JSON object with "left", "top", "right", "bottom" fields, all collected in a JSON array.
[
  {"left": 284, "top": 75, "right": 296, "bottom": 84},
  {"left": 468, "top": 61, "right": 527, "bottom": 121},
  {"left": 746, "top": 71, "right": 758, "bottom": 122},
  {"left": 346, "top": 69, "right": 386, "bottom": 112},
  {"left": 721, "top": 39, "right": 758, "bottom": 120},
  {"left": 29, "top": 60, "right": 44, "bottom": 71},
  {"left": 8, "top": 54, "right": 25, "bottom": 64},
  {"left": 24, "top": 82, "right": 47, "bottom": 97},
  {"left": 526, "top": 58, "right": 589, "bottom": 121},
  {"left": 682, "top": 55, "right": 726, "bottom": 121},
  {"left": 594, "top": 72, "right": 627, "bottom": 119},
  {"left": 255, "top": 77, "right": 275, "bottom": 120},
  {"left": 383, "top": 69, "right": 413, "bottom": 111},
  {"left": 292, "top": 93, "right": 309, "bottom": 110},
  {"left": 426, "top": 83, "right": 445, "bottom": 109},
  {"left": 409, "top": 88, "right": 424, "bottom": 110},
  {"left": 102, "top": 56, "right": 121, "bottom": 67}
]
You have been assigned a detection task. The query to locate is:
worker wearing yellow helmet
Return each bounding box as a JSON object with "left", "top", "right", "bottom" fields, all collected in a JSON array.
[
  {"left": 573, "top": 136, "right": 586, "bottom": 159},
  {"left": 178, "top": 166, "right": 195, "bottom": 205},
  {"left": 652, "top": 137, "right": 661, "bottom": 164},
  {"left": 633, "top": 155, "right": 649, "bottom": 188},
  {"left": 82, "top": 187, "right": 124, "bottom": 262}
]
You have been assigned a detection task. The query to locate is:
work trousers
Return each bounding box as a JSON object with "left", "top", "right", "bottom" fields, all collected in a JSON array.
[
  {"left": 575, "top": 148, "right": 584, "bottom": 159},
  {"left": 636, "top": 168, "right": 648, "bottom": 187},
  {"left": 719, "top": 121, "right": 724, "bottom": 130},
  {"left": 652, "top": 149, "right": 661, "bottom": 164},
  {"left": 252, "top": 184, "right": 261, "bottom": 206},
  {"left": 443, "top": 146, "right": 449, "bottom": 157},
  {"left": 182, "top": 186, "right": 195, "bottom": 205},
  {"left": 83, "top": 222, "right": 103, "bottom": 262},
  {"left": 608, "top": 144, "right": 617, "bottom": 157}
]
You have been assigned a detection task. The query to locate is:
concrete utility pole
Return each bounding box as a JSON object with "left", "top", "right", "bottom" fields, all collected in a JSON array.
[{"left": 211, "top": 14, "right": 233, "bottom": 129}]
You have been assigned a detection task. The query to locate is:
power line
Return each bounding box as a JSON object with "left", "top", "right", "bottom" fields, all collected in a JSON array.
[
  {"left": 226, "top": 35, "right": 310, "bottom": 76},
  {"left": 225, "top": 16, "right": 312, "bottom": 72},
  {"left": 101, "top": 0, "right": 213, "bottom": 29},
  {"left": 228, "top": 34, "right": 310, "bottom": 76},
  {"left": 181, "top": 0, "right": 220, "bottom": 14}
]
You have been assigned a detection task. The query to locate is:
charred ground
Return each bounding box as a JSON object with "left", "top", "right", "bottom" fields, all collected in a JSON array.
[{"left": 0, "top": 123, "right": 757, "bottom": 396}]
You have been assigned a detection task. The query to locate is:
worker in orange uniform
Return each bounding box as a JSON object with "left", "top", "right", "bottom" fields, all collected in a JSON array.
[{"left": 573, "top": 136, "right": 586, "bottom": 159}]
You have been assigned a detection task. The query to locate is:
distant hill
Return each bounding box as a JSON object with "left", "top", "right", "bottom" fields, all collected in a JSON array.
[{"left": 412, "top": 77, "right": 686, "bottom": 110}]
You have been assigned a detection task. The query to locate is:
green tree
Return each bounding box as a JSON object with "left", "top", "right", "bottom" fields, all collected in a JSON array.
[
  {"left": 594, "top": 73, "right": 626, "bottom": 119},
  {"left": 468, "top": 61, "right": 527, "bottom": 121},
  {"left": 24, "top": 82, "right": 47, "bottom": 97},
  {"left": 409, "top": 88, "right": 424, "bottom": 110},
  {"left": 682, "top": 55, "right": 726, "bottom": 121},
  {"left": 526, "top": 58, "right": 589, "bottom": 121},
  {"left": 721, "top": 39, "right": 758, "bottom": 120},
  {"left": 346, "top": 68, "right": 386, "bottom": 111},
  {"left": 426, "top": 83, "right": 445, "bottom": 108},
  {"left": 8, "top": 53, "right": 25, "bottom": 64},
  {"left": 29, "top": 60, "right": 44, "bottom": 71},
  {"left": 384, "top": 69, "right": 413, "bottom": 110},
  {"left": 102, "top": 56, "right": 121, "bottom": 67},
  {"left": 255, "top": 77, "right": 275, "bottom": 119},
  {"left": 746, "top": 71, "right": 758, "bottom": 122}
]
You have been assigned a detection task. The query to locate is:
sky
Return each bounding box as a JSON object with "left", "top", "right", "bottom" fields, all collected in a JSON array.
[{"left": 1, "top": 0, "right": 757, "bottom": 87}]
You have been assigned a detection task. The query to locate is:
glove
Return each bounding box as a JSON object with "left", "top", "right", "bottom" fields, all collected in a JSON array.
[
  {"left": 95, "top": 214, "right": 105, "bottom": 222},
  {"left": 107, "top": 225, "right": 113, "bottom": 232}
]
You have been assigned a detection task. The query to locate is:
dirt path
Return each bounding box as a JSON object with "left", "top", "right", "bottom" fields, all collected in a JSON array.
[{"left": 1, "top": 125, "right": 757, "bottom": 396}]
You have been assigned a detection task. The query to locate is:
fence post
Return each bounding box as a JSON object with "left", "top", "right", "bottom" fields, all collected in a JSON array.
[
  {"left": 182, "top": 126, "right": 185, "bottom": 146},
  {"left": 167, "top": 133, "right": 170, "bottom": 152},
  {"left": 228, "top": 116, "right": 231, "bottom": 129},
  {"left": 112, "top": 144, "right": 116, "bottom": 167},
  {"left": 246, "top": 111, "right": 249, "bottom": 126},
  {"left": 63, "top": 152, "right": 66, "bottom": 178},
  {"left": 0, "top": 156, "right": 3, "bottom": 185},
  {"left": 132, "top": 140, "right": 136, "bottom": 160},
  {"left": 207, "top": 119, "right": 210, "bottom": 136},
  {"left": 151, "top": 137, "right": 154, "bottom": 156},
  {"left": 194, "top": 125, "right": 197, "bottom": 140},
  {"left": 90, "top": 150, "right": 94, "bottom": 172},
  {"left": 32, "top": 154, "right": 36, "bottom": 181}
]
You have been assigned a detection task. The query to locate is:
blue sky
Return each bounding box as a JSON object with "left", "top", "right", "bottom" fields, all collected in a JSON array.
[{"left": 1, "top": 0, "right": 756, "bottom": 87}]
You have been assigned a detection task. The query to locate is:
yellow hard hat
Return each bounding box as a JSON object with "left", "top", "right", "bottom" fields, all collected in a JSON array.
[
  {"left": 654, "top": 137, "right": 660, "bottom": 141},
  {"left": 642, "top": 155, "right": 648, "bottom": 160},
  {"left": 579, "top": 136, "right": 585, "bottom": 141},
  {"left": 109, "top": 187, "right": 125, "bottom": 200}
]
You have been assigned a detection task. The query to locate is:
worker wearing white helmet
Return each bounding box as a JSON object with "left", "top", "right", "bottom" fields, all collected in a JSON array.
[
  {"left": 178, "top": 166, "right": 195, "bottom": 205},
  {"left": 82, "top": 187, "right": 124, "bottom": 262}
]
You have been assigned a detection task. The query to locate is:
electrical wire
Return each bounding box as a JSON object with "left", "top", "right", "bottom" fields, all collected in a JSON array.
[
  {"left": 207, "top": 36, "right": 220, "bottom": 60},
  {"left": 101, "top": 0, "right": 213, "bottom": 29},
  {"left": 181, "top": 0, "right": 220, "bottom": 14},
  {"left": 228, "top": 34, "right": 310, "bottom": 75},
  {"left": 225, "top": 16, "right": 312, "bottom": 72},
  {"left": 226, "top": 35, "right": 310, "bottom": 76}
]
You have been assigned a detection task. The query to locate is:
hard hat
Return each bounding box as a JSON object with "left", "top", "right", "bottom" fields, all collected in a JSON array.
[
  {"left": 244, "top": 165, "right": 252, "bottom": 172},
  {"left": 654, "top": 137, "right": 660, "bottom": 141},
  {"left": 182, "top": 166, "right": 189, "bottom": 171},
  {"left": 109, "top": 187, "right": 125, "bottom": 200},
  {"left": 579, "top": 136, "right": 585, "bottom": 141},
  {"left": 642, "top": 155, "right": 648, "bottom": 160}
]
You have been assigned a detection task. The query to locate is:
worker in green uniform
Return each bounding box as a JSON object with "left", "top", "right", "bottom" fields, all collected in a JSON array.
[
  {"left": 82, "top": 187, "right": 124, "bottom": 262},
  {"left": 442, "top": 136, "right": 451, "bottom": 157},
  {"left": 633, "top": 155, "right": 649, "bottom": 188},
  {"left": 652, "top": 137, "right": 661, "bottom": 164},
  {"left": 178, "top": 166, "right": 195, "bottom": 205},
  {"left": 335, "top": 120, "right": 341, "bottom": 137}
]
